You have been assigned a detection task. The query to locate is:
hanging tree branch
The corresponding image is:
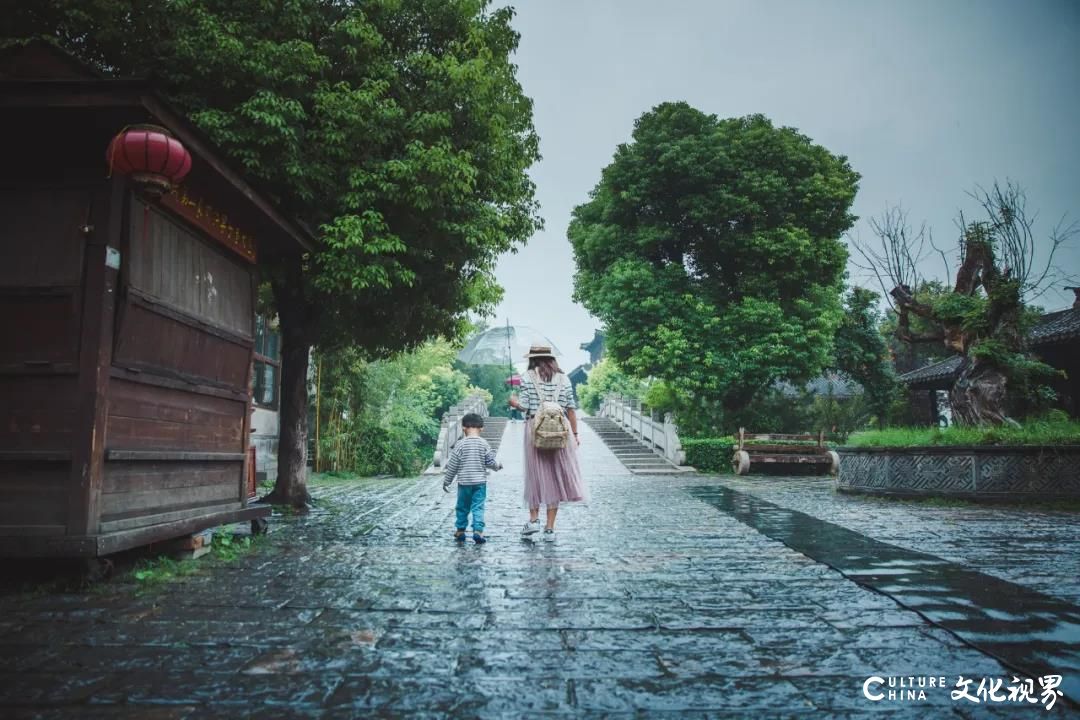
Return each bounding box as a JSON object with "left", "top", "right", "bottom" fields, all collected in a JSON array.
[
  {"left": 848, "top": 205, "right": 929, "bottom": 311},
  {"left": 968, "top": 180, "right": 1079, "bottom": 302}
]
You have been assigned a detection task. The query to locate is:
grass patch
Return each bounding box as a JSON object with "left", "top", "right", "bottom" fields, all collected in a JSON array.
[
  {"left": 309, "top": 470, "right": 365, "bottom": 483},
  {"left": 846, "top": 419, "right": 1080, "bottom": 448},
  {"left": 131, "top": 531, "right": 265, "bottom": 589},
  {"left": 131, "top": 555, "right": 200, "bottom": 587}
]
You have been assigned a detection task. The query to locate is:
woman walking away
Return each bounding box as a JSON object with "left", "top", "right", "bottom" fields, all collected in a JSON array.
[{"left": 508, "top": 345, "right": 586, "bottom": 541}]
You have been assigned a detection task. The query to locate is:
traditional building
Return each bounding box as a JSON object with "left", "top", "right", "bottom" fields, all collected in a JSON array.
[
  {"left": 898, "top": 291, "right": 1080, "bottom": 424},
  {"left": 0, "top": 43, "right": 312, "bottom": 557}
]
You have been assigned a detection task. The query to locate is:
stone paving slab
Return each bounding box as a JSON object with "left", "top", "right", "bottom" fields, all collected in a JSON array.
[
  {"left": 0, "top": 420, "right": 1074, "bottom": 716},
  {"left": 714, "top": 474, "right": 1080, "bottom": 604}
]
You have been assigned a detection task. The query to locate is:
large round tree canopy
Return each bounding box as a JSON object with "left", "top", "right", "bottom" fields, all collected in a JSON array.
[{"left": 569, "top": 102, "right": 860, "bottom": 418}]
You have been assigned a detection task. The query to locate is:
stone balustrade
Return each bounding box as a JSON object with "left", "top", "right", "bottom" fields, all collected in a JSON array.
[
  {"left": 431, "top": 394, "right": 490, "bottom": 468},
  {"left": 598, "top": 394, "right": 686, "bottom": 465}
]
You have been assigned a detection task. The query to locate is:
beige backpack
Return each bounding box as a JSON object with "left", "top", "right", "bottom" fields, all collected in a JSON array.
[{"left": 531, "top": 371, "right": 570, "bottom": 450}]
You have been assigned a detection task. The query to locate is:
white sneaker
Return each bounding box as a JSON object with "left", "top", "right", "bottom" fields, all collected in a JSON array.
[
  {"left": 542, "top": 528, "right": 556, "bottom": 542},
  {"left": 521, "top": 520, "right": 541, "bottom": 537}
]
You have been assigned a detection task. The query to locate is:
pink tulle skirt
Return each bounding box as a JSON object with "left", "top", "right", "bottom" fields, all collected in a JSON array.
[{"left": 523, "top": 418, "right": 587, "bottom": 508}]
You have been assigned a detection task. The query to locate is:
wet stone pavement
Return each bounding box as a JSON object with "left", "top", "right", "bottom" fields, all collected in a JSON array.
[{"left": 1, "top": 419, "right": 1078, "bottom": 718}]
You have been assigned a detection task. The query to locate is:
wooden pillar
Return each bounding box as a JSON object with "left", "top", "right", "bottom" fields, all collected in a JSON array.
[{"left": 67, "top": 179, "right": 123, "bottom": 538}]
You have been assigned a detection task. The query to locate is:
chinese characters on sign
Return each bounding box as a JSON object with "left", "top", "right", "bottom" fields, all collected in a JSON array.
[
  {"left": 951, "top": 675, "right": 1064, "bottom": 711},
  {"left": 162, "top": 186, "right": 257, "bottom": 264}
]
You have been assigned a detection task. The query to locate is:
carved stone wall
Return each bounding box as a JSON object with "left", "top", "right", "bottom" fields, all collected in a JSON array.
[{"left": 837, "top": 446, "right": 1080, "bottom": 500}]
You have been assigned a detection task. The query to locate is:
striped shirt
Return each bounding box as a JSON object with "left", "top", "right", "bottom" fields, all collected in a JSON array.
[
  {"left": 443, "top": 436, "right": 499, "bottom": 486},
  {"left": 518, "top": 371, "right": 576, "bottom": 415}
]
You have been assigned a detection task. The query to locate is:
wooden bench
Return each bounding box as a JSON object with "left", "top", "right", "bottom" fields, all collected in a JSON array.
[{"left": 731, "top": 428, "right": 839, "bottom": 476}]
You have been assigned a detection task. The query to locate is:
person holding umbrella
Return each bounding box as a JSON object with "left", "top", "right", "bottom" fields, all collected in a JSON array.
[{"left": 508, "top": 345, "right": 586, "bottom": 541}]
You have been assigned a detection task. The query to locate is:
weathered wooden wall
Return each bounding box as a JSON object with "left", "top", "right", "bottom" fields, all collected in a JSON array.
[
  {"left": 0, "top": 186, "right": 91, "bottom": 534},
  {"left": 101, "top": 198, "right": 254, "bottom": 532}
]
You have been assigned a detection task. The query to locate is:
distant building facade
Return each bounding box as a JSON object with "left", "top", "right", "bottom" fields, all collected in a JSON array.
[{"left": 251, "top": 315, "right": 283, "bottom": 483}]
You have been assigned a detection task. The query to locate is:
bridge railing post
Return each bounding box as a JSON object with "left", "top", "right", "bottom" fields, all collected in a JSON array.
[
  {"left": 663, "top": 412, "right": 686, "bottom": 465},
  {"left": 432, "top": 392, "right": 492, "bottom": 467}
]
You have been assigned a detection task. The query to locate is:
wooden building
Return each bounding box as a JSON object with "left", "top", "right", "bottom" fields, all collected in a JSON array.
[{"left": 0, "top": 43, "right": 313, "bottom": 557}]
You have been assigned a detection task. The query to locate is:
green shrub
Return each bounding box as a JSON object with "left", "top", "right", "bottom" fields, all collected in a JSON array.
[
  {"left": 846, "top": 418, "right": 1080, "bottom": 448},
  {"left": 683, "top": 438, "right": 736, "bottom": 473}
]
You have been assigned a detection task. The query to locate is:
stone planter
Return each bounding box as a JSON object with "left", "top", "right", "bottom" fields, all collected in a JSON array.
[{"left": 836, "top": 445, "right": 1080, "bottom": 501}]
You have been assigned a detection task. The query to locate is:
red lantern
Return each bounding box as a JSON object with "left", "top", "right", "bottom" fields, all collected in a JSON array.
[{"left": 106, "top": 124, "right": 192, "bottom": 196}]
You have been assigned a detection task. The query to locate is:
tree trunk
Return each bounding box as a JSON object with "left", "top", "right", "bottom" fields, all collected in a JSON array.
[
  {"left": 949, "top": 357, "right": 1011, "bottom": 426},
  {"left": 262, "top": 262, "right": 314, "bottom": 508}
]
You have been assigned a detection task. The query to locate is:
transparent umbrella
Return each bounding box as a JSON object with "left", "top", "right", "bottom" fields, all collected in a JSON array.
[{"left": 456, "top": 323, "right": 561, "bottom": 371}]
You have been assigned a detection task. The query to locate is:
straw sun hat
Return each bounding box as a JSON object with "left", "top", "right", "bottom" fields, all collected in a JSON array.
[{"left": 523, "top": 345, "right": 556, "bottom": 359}]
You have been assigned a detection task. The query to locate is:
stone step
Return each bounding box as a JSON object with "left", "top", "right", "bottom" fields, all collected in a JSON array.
[{"left": 582, "top": 416, "right": 688, "bottom": 474}]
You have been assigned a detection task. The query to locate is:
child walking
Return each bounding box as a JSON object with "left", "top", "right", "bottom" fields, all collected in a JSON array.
[{"left": 442, "top": 413, "right": 502, "bottom": 544}]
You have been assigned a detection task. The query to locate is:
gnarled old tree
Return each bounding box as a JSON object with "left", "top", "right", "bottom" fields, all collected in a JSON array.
[{"left": 852, "top": 182, "right": 1077, "bottom": 425}]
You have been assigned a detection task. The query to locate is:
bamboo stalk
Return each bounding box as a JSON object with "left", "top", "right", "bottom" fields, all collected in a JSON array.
[{"left": 314, "top": 355, "right": 322, "bottom": 472}]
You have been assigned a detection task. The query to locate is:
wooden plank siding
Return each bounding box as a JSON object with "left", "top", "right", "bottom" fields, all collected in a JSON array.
[
  {"left": 113, "top": 299, "right": 251, "bottom": 389},
  {"left": 99, "top": 193, "right": 255, "bottom": 534},
  {"left": 0, "top": 187, "right": 88, "bottom": 288},
  {"left": 101, "top": 460, "right": 241, "bottom": 526},
  {"left": 0, "top": 376, "right": 78, "bottom": 452},
  {"left": 67, "top": 178, "right": 122, "bottom": 536},
  {"left": 0, "top": 184, "right": 94, "bottom": 537},
  {"left": 0, "top": 459, "right": 68, "bottom": 531},
  {"left": 0, "top": 290, "right": 81, "bottom": 372},
  {"left": 128, "top": 199, "right": 254, "bottom": 339},
  {"left": 106, "top": 379, "right": 246, "bottom": 453}
]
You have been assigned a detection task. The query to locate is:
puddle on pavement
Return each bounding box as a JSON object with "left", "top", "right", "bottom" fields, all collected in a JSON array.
[{"left": 689, "top": 485, "right": 1080, "bottom": 708}]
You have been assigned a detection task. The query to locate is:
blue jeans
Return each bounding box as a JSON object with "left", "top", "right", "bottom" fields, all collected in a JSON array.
[{"left": 455, "top": 483, "right": 487, "bottom": 533}]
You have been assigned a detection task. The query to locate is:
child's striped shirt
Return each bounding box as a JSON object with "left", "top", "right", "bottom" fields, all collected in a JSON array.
[{"left": 443, "top": 436, "right": 498, "bottom": 486}]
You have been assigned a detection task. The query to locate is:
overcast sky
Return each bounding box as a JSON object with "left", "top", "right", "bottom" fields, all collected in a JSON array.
[{"left": 490, "top": 0, "right": 1080, "bottom": 371}]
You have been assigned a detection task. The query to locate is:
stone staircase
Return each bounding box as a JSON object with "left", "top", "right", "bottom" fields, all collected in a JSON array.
[
  {"left": 425, "top": 415, "right": 509, "bottom": 474},
  {"left": 480, "top": 416, "right": 509, "bottom": 453},
  {"left": 581, "top": 416, "right": 689, "bottom": 475}
]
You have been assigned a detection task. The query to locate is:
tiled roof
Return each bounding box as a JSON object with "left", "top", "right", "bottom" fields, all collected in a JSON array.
[
  {"left": 898, "top": 307, "right": 1080, "bottom": 386},
  {"left": 775, "top": 371, "right": 863, "bottom": 399},
  {"left": 898, "top": 355, "right": 963, "bottom": 388},
  {"left": 1030, "top": 307, "right": 1080, "bottom": 346}
]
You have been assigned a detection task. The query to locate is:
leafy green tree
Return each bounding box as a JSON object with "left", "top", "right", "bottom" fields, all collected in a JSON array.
[
  {"left": 458, "top": 363, "right": 514, "bottom": 417},
  {"left": 9, "top": 1, "right": 541, "bottom": 504},
  {"left": 316, "top": 339, "right": 471, "bottom": 476},
  {"left": 576, "top": 357, "right": 646, "bottom": 415},
  {"left": 570, "top": 103, "right": 859, "bottom": 429},
  {"left": 833, "top": 287, "right": 899, "bottom": 428}
]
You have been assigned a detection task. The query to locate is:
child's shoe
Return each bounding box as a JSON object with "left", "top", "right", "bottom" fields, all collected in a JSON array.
[
  {"left": 521, "top": 520, "right": 541, "bottom": 538},
  {"left": 473, "top": 532, "right": 487, "bottom": 544},
  {"left": 542, "top": 528, "right": 555, "bottom": 542},
  {"left": 454, "top": 530, "right": 466, "bottom": 543}
]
